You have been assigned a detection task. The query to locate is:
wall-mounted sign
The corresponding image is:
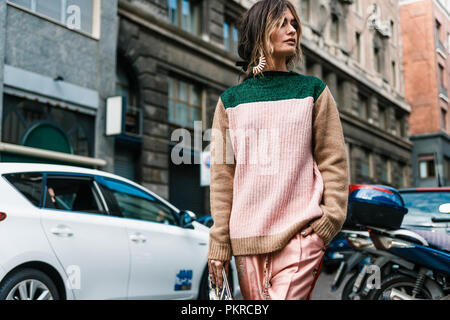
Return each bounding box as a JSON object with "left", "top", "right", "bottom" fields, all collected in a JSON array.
[{"left": 200, "top": 150, "right": 210, "bottom": 187}]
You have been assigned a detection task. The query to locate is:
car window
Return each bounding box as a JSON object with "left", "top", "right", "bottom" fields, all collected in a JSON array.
[
  {"left": 3, "top": 173, "right": 43, "bottom": 207},
  {"left": 401, "top": 191, "right": 450, "bottom": 227},
  {"left": 96, "top": 177, "right": 179, "bottom": 226},
  {"left": 44, "top": 175, "right": 105, "bottom": 214}
]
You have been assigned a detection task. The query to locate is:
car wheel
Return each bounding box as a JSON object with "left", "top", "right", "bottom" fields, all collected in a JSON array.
[{"left": 0, "top": 268, "right": 60, "bottom": 300}]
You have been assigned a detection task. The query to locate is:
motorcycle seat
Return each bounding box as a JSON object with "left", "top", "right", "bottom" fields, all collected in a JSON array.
[{"left": 404, "top": 228, "right": 450, "bottom": 253}]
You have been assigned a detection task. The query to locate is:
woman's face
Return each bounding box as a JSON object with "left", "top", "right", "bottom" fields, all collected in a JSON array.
[{"left": 269, "top": 8, "right": 299, "bottom": 59}]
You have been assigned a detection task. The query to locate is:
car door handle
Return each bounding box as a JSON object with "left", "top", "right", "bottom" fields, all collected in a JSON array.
[
  {"left": 51, "top": 226, "right": 74, "bottom": 238},
  {"left": 130, "top": 233, "right": 147, "bottom": 243}
]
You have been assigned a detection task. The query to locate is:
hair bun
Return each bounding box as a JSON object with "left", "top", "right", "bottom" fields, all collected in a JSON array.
[{"left": 236, "top": 60, "right": 249, "bottom": 72}]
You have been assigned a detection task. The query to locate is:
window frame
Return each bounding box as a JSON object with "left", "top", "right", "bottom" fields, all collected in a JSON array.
[
  {"left": 418, "top": 155, "right": 436, "bottom": 180},
  {"left": 223, "top": 17, "right": 239, "bottom": 56},
  {"left": 360, "top": 149, "right": 372, "bottom": 179},
  {"left": 168, "top": 76, "right": 202, "bottom": 129},
  {"left": 95, "top": 176, "right": 182, "bottom": 227},
  {"left": 330, "top": 14, "right": 340, "bottom": 45},
  {"left": 2, "top": 94, "right": 96, "bottom": 158},
  {"left": 392, "top": 60, "right": 397, "bottom": 88},
  {"left": 2, "top": 172, "right": 45, "bottom": 208},
  {"left": 395, "top": 112, "right": 405, "bottom": 137},
  {"left": 441, "top": 108, "right": 447, "bottom": 130},
  {"left": 379, "top": 106, "right": 388, "bottom": 130},
  {"left": 358, "top": 94, "right": 369, "bottom": 121},
  {"left": 355, "top": 32, "right": 362, "bottom": 63},
  {"left": 7, "top": 0, "right": 101, "bottom": 39},
  {"left": 167, "top": 0, "right": 203, "bottom": 36},
  {"left": 300, "top": 0, "right": 311, "bottom": 23},
  {"left": 445, "top": 156, "right": 450, "bottom": 180},
  {"left": 42, "top": 173, "right": 108, "bottom": 215}
]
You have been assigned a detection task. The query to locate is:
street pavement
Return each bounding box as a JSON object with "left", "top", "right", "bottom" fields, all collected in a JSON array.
[
  {"left": 311, "top": 270, "right": 351, "bottom": 300},
  {"left": 233, "top": 269, "right": 351, "bottom": 300}
]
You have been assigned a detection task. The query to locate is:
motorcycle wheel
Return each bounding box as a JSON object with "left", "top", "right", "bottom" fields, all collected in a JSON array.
[
  {"left": 368, "top": 274, "right": 432, "bottom": 300},
  {"left": 341, "top": 273, "right": 359, "bottom": 300}
]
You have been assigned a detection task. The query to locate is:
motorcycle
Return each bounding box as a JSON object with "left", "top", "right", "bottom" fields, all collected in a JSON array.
[
  {"left": 333, "top": 229, "right": 416, "bottom": 300},
  {"left": 366, "top": 226, "right": 450, "bottom": 300},
  {"left": 329, "top": 229, "right": 371, "bottom": 299},
  {"left": 333, "top": 184, "right": 450, "bottom": 300}
]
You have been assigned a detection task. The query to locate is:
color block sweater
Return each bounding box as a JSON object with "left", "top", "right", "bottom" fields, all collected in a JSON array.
[{"left": 208, "top": 70, "right": 349, "bottom": 261}]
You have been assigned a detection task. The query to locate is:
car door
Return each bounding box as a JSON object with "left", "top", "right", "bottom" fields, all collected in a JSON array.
[
  {"left": 39, "top": 173, "right": 130, "bottom": 300},
  {"left": 96, "top": 176, "right": 207, "bottom": 300}
]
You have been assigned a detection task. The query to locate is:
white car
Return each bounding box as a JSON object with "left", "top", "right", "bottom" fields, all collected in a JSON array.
[{"left": 0, "top": 163, "right": 239, "bottom": 300}]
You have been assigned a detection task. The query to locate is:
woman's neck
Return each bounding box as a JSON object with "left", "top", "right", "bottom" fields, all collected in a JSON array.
[{"left": 263, "top": 56, "right": 288, "bottom": 72}]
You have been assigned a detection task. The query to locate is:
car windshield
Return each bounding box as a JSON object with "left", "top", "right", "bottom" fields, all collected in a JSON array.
[{"left": 400, "top": 191, "right": 450, "bottom": 227}]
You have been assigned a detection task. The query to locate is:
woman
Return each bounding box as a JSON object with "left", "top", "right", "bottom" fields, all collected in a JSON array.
[{"left": 207, "top": 0, "right": 349, "bottom": 300}]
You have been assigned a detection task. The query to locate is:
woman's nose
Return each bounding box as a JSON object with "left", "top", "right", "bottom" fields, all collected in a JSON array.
[{"left": 288, "top": 25, "right": 296, "bottom": 35}]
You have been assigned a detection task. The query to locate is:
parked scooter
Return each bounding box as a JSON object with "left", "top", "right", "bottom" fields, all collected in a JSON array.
[
  {"left": 332, "top": 184, "right": 450, "bottom": 300},
  {"left": 333, "top": 184, "right": 412, "bottom": 299},
  {"left": 366, "top": 226, "right": 450, "bottom": 300},
  {"left": 330, "top": 229, "right": 371, "bottom": 298},
  {"left": 322, "top": 232, "right": 354, "bottom": 275},
  {"left": 334, "top": 229, "right": 416, "bottom": 300}
]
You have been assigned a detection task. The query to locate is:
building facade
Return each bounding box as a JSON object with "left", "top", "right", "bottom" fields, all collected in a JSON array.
[
  {"left": 0, "top": 0, "right": 118, "bottom": 170},
  {"left": 400, "top": 0, "right": 450, "bottom": 187},
  {"left": 298, "top": 0, "right": 413, "bottom": 191}
]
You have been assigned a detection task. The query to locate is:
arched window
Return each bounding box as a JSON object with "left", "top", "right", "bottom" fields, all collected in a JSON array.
[{"left": 330, "top": 14, "right": 339, "bottom": 44}]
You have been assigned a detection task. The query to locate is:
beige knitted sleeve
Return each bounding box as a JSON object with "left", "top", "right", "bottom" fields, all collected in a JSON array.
[
  {"left": 310, "top": 85, "right": 349, "bottom": 246},
  {"left": 207, "top": 97, "right": 236, "bottom": 261}
]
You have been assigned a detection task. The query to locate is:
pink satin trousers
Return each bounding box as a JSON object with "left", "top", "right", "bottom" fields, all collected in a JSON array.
[{"left": 234, "top": 231, "right": 327, "bottom": 300}]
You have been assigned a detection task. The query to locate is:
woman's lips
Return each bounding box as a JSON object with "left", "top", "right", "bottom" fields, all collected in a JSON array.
[{"left": 285, "top": 40, "right": 296, "bottom": 45}]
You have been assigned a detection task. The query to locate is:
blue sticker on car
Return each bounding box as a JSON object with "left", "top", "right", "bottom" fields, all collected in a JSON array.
[{"left": 174, "top": 269, "right": 193, "bottom": 291}]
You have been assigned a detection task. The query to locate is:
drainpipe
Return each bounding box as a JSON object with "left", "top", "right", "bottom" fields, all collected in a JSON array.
[{"left": 434, "top": 151, "right": 442, "bottom": 187}]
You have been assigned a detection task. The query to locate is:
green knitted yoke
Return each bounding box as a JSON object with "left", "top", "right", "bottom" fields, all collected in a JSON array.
[{"left": 220, "top": 70, "right": 327, "bottom": 109}]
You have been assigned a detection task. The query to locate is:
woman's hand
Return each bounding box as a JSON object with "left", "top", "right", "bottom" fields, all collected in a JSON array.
[
  {"left": 301, "top": 225, "right": 314, "bottom": 237},
  {"left": 208, "top": 259, "right": 230, "bottom": 287}
]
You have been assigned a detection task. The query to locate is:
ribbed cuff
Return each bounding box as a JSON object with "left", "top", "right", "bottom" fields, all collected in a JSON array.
[
  {"left": 311, "top": 214, "right": 339, "bottom": 246},
  {"left": 207, "top": 238, "right": 232, "bottom": 261}
]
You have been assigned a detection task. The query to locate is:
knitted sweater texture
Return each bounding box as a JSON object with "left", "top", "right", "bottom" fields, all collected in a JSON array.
[{"left": 208, "top": 70, "right": 349, "bottom": 261}]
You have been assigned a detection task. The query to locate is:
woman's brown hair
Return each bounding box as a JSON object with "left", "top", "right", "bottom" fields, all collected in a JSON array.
[{"left": 237, "top": 0, "right": 303, "bottom": 78}]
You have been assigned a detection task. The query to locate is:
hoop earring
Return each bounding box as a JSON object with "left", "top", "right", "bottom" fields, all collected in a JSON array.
[{"left": 253, "top": 53, "right": 266, "bottom": 74}]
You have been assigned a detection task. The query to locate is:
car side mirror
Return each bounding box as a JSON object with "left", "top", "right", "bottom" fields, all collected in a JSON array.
[
  {"left": 180, "top": 210, "right": 197, "bottom": 228},
  {"left": 439, "top": 203, "right": 450, "bottom": 214}
]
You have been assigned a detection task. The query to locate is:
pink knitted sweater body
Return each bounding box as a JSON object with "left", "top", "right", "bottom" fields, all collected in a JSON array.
[{"left": 208, "top": 70, "right": 349, "bottom": 261}]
